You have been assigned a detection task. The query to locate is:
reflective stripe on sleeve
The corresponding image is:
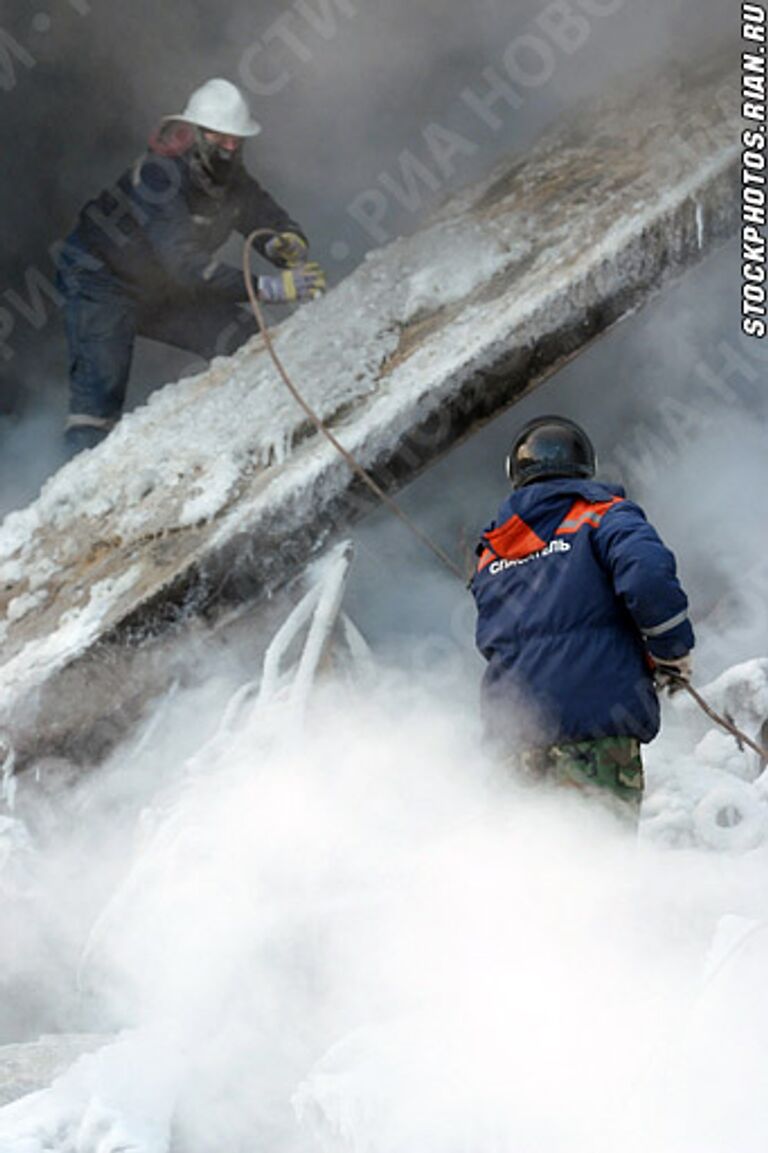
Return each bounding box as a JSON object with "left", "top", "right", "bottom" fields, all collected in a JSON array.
[
  {"left": 66, "top": 414, "right": 116, "bottom": 431},
  {"left": 642, "top": 609, "right": 689, "bottom": 638}
]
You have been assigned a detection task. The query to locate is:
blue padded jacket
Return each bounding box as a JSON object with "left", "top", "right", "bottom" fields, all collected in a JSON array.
[
  {"left": 470, "top": 478, "right": 694, "bottom": 745},
  {"left": 66, "top": 150, "right": 304, "bottom": 301}
]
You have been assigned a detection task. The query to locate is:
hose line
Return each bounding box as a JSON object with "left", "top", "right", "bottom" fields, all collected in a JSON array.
[{"left": 243, "top": 229, "right": 466, "bottom": 582}]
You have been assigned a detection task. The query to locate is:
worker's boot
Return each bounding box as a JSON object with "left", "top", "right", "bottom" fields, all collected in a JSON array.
[{"left": 64, "top": 423, "right": 110, "bottom": 458}]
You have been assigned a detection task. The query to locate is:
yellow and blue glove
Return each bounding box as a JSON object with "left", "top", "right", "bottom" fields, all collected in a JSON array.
[
  {"left": 264, "top": 231, "right": 309, "bottom": 269},
  {"left": 257, "top": 262, "right": 326, "bottom": 303}
]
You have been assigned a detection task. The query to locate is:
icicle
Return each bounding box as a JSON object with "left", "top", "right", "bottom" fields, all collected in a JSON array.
[{"left": 0, "top": 734, "right": 17, "bottom": 812}]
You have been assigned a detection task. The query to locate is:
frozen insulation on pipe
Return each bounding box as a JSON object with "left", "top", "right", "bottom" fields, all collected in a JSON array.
[{"left": 0, "top": 54, "right": 739, "bottom": 763}]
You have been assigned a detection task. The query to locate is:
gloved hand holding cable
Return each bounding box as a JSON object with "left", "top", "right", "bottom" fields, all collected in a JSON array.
[
  {"left": 257, "top": 262, "right": 326, "bottom": 304},
  {"left": 264, "top": 231, "right": 309, "bottom": 268},
  {"left": 651, "top": 652, "right": 693, "bottom": 696},
  {"left": 648, "top": 648, "right": 768, "bottom": 761}
]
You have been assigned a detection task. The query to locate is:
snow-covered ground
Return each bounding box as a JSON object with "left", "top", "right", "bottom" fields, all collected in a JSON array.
[{"left": 0, "top": 645, "right": 767, "bottom": 1152}]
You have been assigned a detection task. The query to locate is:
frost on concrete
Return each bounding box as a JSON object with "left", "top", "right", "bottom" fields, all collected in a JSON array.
[
  {"left": 0, "top": 1031, "right": 177, "bottom": 1150},
  {"left": 0, "top": 1035, "right": 112, "bottom": 1109},
  {"left": 0, "top": 54, "right": 739, "bottom": 760}
]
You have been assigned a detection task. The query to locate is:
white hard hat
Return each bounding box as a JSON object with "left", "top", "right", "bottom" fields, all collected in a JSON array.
[{"left": 166, "top": 78, "right": 261, "bottom": 137}]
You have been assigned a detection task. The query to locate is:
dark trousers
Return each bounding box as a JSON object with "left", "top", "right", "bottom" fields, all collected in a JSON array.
[{"left": 58, "top": 255, "right": 257, "bottom": 423}]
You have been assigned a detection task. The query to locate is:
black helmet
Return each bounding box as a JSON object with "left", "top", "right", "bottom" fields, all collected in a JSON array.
[{"left": 506, "top": 416, "right": 596, "bottom": 488}]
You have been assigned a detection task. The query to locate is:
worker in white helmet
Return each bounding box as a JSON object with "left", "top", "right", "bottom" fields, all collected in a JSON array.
[{"left": 57, "top": 79, "right": 325, "bottom": 454}]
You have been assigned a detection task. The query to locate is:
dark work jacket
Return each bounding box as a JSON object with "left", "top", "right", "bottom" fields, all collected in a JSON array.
[
  {"left": 470, "top": 479, "right": 695, "bottom": 746},
  {"left": 66, "top": 151, "right": 305, "bottom": 302}
]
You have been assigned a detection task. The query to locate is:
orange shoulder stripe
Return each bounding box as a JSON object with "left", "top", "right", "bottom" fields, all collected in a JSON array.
[
  {"left": 477, "top": 547, "right": 496, "bottom": 572},
  {"left": 480, "top": 514, "right": 547, "bottom": 566},
  {"left": 555, "top": 497, "right": 623, "bottom": 536}
]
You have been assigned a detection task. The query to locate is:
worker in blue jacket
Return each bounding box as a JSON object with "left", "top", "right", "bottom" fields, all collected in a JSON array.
[
  {"left": 57, "top": 78, "right": 326, "bottom": 455},
  {"left": 470, "top": 415, "right": 694, "bottom": 813}
]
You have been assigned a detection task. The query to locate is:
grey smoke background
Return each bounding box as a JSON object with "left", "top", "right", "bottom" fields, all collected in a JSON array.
[{"left": 0, "top": 0, "right": 733, "bottom": 511}]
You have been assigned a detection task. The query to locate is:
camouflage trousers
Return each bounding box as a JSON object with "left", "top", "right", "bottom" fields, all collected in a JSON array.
[{"left": 516, "top": 736, "right": 644, "bottom": 817}]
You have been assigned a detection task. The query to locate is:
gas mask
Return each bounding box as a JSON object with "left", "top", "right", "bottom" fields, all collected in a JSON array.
[{"left": 192, "top": 128, "right": 243, "bottom": 188}]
